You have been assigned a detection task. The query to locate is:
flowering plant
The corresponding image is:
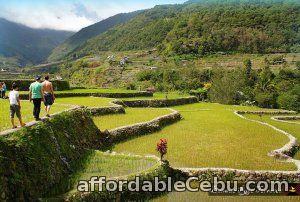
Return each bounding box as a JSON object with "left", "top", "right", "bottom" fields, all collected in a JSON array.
[{"left": 156, "top": 139, "right": 167, "bottom": 161}]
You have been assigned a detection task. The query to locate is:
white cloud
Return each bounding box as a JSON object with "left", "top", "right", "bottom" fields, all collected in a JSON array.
[
  {"left": 0, "top": 0, "right": 186, "bottom": 31},
  {"left": 0, "top": 2, "right": 101, "bottom": 31}
]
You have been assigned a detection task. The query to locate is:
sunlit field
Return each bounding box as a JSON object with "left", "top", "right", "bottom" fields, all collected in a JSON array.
[
  {"left": 244, "top": 114, "right": 300, "bottom": 160},
  {"left": 0, "top": 99, "right": 71, "bottom": 131},
  {"left": 113, "top": 103, "right": 296, "bottom": 171},
  {"left": 93, "top": 108, "right": 171, "bottom": 130},
  {"left": 55, "top": 96, "right": 114, "bottom": 107}
]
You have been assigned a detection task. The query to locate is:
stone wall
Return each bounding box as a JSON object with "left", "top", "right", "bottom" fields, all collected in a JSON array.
[
  {"left": 113, "top": 96, "right": 198, "bottom": 108},
  {"left": 18, "top": 91, "right": 153, "bottom": 100},
  {"left": 108, "top": 109, "right": 182, "bottom": 143},
  {"left": 237, "top": 110, "right": 297, "bottom": 115},
  {"left": 88, "top": 105, "right": 125, "bottom": 116},
  {"left": 172, "top": 167, "right": 300, "bottom": 182}
]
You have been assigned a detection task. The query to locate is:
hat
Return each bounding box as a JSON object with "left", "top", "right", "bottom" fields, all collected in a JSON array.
[{"left": 35, "top": 75, "right": 41, "bottom": 80}]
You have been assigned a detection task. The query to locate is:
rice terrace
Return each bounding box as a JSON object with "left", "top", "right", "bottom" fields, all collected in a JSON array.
[{"left": 0, "top": 0, "right": 300, "bottom": 201}]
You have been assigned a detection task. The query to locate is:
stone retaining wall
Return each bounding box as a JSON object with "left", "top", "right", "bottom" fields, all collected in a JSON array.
[
  {"left": 18, "top": 91, "right": 153, "bottom": 100},
  {"left": 108, "top": 109, "right": 182, "bottom": 143},
  {"left": 113, "top": 96, "right": 198, "bottom": 108},
  {"left": 88, "top": 105, "right": 125, "bottom": 116},
  {"left": 272, "top": 116, "right": 300, "bottom": 121},
  {"left": 172, "top": 167, "right": 300, "bottom": 182},
  {"left": 237, "top": 110, "right": 297, "bottom": 115}
]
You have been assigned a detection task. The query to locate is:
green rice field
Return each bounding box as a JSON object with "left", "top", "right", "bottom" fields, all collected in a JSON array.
[
  {"left": 55, "top": 96, "right": 113, "bottom": 107},
  {"left": 2, "top": 94, "right": 299, "bottom": 201},
  {"left": 93, "top": 108, "right": 171, "bottom": 130},
  {"left": 112, "top": 103, "right": 297, "bottom": 171}
]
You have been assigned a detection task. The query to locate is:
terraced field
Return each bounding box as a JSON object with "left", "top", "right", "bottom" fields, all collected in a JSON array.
[
  {"left": 112, "top": 103, "right": 297, "bottom": 171},
  {"left": 93, "top": 108, "right": 171, "bottom": 130},
  {"left": 2, "top": 94, "right": 299, "bottom": 201},
  {"left": 55, "top": 96, "right": 113, "bottom": 107}
]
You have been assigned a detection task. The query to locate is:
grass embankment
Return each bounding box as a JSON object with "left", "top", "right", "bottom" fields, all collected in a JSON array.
[
  {"left": 93, "top": 108, "right": 171, "bottom": 130},
  {"left": 0, "top": 99, "right": 70, "bottom": 131},
  {"left": 244, "top": 114, "right": 300, "bottom": 160},
  {"left": 111, "top": 103, "right": 296, "bottom": 171}
]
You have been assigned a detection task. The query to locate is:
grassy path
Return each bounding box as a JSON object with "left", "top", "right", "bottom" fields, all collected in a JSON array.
[
  {"left": 0, "top": 97, "right": 114, "bottom": 132},
  {"left": 0, "top": 99, "right": 71, "bottom": 131}
]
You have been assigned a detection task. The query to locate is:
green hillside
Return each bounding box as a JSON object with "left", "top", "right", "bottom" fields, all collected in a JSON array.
[
  {"left": 47, "top": 11, "right": 142, "bottom": 62},
  {"left": 71, "top": 0, "right": 300, "bottom": 57}
]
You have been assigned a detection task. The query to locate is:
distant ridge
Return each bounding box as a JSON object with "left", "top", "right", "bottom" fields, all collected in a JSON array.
[
  {"left": 0, "top": 18, "right": 74, "bottom": 67},
  {"left": 48, "top": 10, "right": 142, "bottom": 62}
]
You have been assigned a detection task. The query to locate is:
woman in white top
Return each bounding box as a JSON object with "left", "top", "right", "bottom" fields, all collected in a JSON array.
[{"left": 8, "top": 83, "right": 26, "bottom": 129}]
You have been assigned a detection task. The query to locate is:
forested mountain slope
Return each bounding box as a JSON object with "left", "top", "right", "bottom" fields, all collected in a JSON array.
[{"left": 72, "top": 0, "right": 300, "bottom": 58}]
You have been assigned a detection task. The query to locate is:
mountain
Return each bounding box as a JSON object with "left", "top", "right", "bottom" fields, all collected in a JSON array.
[
  {"left": 70, "top": 0, "right": 300, "bottom": 57},
  {"left": 47, "top": 11, "right": 142, "bottom": 62},
  {"left": 0, "top": 18, "right": 73, "bottom": 67}
]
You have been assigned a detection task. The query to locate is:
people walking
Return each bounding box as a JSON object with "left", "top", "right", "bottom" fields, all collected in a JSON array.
[
  {"left": 0, "top": 82, "right": 2, "bottom": 98},
  {"left": 1, "top": 82, "right": 7, "bottom": 98},
  {"left": 8, "top": 83, "right": 26, "bottom": 129},
  {"left": 42, "top": 75, "right": 55, "bottom": 117},
  {"left": 29, "top": 76, "right": 44, "bottom": 121}
]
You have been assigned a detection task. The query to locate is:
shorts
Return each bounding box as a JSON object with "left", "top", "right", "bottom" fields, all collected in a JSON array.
[
  {"left": 44, "top": 93, "right": 54, "bottom": 106},
  {"left": 10, "top": 105, "right": 21, "bottom": 119}
]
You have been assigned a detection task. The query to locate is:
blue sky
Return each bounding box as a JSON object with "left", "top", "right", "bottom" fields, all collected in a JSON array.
[{"left": 0, "top": 0, "right": 186, "bottom": 31}]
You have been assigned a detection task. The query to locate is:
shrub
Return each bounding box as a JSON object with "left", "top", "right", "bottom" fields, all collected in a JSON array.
[
  {"left": 208, "top": 70, "right": 246, "bottom": 105},
  {"left": 254, "top": 92, "right": 277, "bottom": 108},
  {"left": 1, "top": 79, "right": 70, "bottom": 91},
  {"left": 296, "top": 61, "right": 300, "bottom": 70},
  {"left": 277, "top": 93, "right": 299, "bottom": 111},
  {"left": 190, "top": 88, "right": 207, "bottom": 101}
]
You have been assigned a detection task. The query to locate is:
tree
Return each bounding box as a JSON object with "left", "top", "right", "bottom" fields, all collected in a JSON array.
[
  {"left": 244, "top": 59, "right": 252, "bottom": 78},
  {"left": 208, "top": 69, "right": 246, "bottom": 105},
  {"left": 296, "top": 61, "right": 300, "bottom": 70}
]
